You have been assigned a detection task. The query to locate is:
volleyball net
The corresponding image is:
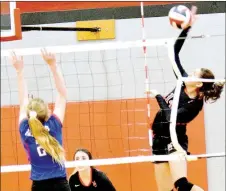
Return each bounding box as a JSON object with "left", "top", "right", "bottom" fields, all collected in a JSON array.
[{"left": 1, "top": 36, "right": 225, "bottom": 175}]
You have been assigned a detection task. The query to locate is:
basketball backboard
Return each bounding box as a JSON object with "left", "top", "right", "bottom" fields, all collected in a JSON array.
[{"left": 0, "top": 1, "right": 22, "bottom": 41}]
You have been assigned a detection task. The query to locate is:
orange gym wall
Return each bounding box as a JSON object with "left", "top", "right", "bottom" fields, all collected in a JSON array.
[{"left": 1, "top": 98, "right": 207, "bottom": 191}]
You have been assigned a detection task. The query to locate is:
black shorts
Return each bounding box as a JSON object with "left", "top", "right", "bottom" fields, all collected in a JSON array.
[
  {"left": 152, "top": 135, "right": 190, "bottom": 164},
  {"left": 32, "top": 177, "right": 71, "bottom": 191}
]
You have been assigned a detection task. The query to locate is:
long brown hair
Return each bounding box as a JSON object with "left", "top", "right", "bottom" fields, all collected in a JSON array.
[
  {"left": 199, "top": 68, "right": 224, "bottom": 103},
  {"left": 27, "top": 98, "right": 65, "bottom": 166}
]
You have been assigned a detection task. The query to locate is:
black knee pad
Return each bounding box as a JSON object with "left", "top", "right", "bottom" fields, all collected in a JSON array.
[{"left": 174, "top": 177, "right": 194, "bottom": 191}]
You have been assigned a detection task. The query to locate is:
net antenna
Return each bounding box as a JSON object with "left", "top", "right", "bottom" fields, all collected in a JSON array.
[
  {"left": 140, "top": 2, "right": 153, "bottom": 147},
  {"left": 167, "top": 39, "right": 226, "bottom": 154}
]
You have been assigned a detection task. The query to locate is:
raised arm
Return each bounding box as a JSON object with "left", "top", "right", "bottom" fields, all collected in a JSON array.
[
  {"left": 41, "top": 49, "right": 67, "bottom": 123},
  {"left": 173, "top": 27, "right": 191, "bottom": 78},
  {"left": 171, "top": 6, "right": 198, "bottom": 79},
  {"left": 10, "top": 52, "right": 29, "bottom": 123}
]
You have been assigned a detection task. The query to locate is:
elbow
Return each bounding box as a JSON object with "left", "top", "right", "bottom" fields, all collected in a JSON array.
[
  {"left": 173, "top": 43, "right": 176, "bottom": 50},
  {"left": 58, "top": 86, "right": 67, "bottom": 100},
  {"left": 64, "top": 89, "right": 68, "bottom": 99},
  {"left": 173, "top": 43, "right": 177, "bottom": 52},
  {"left": 176, "top": 116, "right": 194, "bottom": 124},
  {"left": 62, "top": 88, "right": 67, "bottom": 99},
  {"left": 20, "top": 97, "right": 29, "bottom": 108},
  {"left": 173, "top": 44, "right": 180, "bottom": 56}
]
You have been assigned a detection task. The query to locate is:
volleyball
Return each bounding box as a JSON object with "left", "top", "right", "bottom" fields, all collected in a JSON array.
[{"left": 168, "top": 5, "right": 192, "bottom": 29}]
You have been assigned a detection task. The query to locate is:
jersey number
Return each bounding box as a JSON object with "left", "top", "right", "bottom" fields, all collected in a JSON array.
[
  {"left": 36, "top": 140, "right": 47, "bottom": 157},
  {"left": 37, "top": 146, "right": 47, "bottom": 157}
]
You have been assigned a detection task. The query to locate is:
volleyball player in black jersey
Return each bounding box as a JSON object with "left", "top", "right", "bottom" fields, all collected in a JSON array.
[
  {"left": 69, "top": 149, "right": 116, "bottom": 191},
  {"left": 149, "top": 6, "right": 224, "bottom": 191}
]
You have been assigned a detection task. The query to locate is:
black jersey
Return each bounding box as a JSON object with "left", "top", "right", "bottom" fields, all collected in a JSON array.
[
  {"left": 152, "top": 27, "right": 203, "bottom": 137},
  {"left": 69, "top": 168, "right": 116, "bottom": 191}
]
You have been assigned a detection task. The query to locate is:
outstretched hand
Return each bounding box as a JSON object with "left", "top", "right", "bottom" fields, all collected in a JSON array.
[
  {"left": 10, "top": 52, "right": 24, "bottom": 73},
  {"left": 41, "top": 48, "right": 57, "bottom": 69},
  {"left": 190, "top": 5, "right": 198, "bottom": 26}
]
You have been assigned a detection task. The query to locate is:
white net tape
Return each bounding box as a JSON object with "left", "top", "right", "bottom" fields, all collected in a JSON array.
[
  {"left": 1, "top": 152, "right": 225, "bottom": 173},
  {"left": 1, "top": 35, "right": 224, "bottom": 57}
]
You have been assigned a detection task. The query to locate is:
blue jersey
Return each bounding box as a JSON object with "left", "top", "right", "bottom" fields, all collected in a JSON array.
[{"left": 19, "top": 114, "right": 67, "bottom": 181}]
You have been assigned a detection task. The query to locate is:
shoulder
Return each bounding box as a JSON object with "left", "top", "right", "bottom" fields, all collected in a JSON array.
[
  {"left": 48, "top": 114, "right": 62, "bottom": 126},
  {"left": 184, "top": 98, "right": 203, "bottom": 114},
  {"left": 93, "top": 168, "right": 116, "bottom": 190},
  {"left": 19, "top": 118, "right": 29, "bottom": 134},
  {"left": 69, "top": 171, "right": 79, "bottom": 182},
  {"left": 93, "top": 168, "right": 109, "bottom": 180},
  {"left": 19, "top": 119, "right": 34, "bottom": 143},
  {"left": 45, "top": 114, "right": 63, "bottom": 132},
  {"left": 194, "top": 98, "right": 204, "bottom": 108}
]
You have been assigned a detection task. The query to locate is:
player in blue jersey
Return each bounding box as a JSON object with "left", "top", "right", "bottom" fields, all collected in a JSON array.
[
  {"left": 149, "top": 6, "right": 224, "bottom": 191},
  {"left": 10, "top": 49, "right": 70, "bottom": 191}
]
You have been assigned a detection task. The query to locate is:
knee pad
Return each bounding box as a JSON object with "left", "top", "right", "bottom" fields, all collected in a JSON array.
[{"left": 174, "top": 177, "right": 194, "bottom": 191}]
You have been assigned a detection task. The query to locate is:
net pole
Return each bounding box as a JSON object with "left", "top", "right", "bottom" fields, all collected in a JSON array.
[{"left": 140, "top": 2, "right": 152, "bottom": 147}]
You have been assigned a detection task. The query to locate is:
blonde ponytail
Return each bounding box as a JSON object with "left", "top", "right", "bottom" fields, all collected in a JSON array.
[{"left": 28, "top": 110, "right": 65, "bottom": 166}]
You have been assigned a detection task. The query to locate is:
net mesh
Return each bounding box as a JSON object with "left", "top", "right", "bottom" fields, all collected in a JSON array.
[
  {"left": 1, "top": 46, "right": 175, "bottom": 153},
  {"left": 1, "top": 41, "right": 177, "bottom": 190},
  {"left": 1, "top": 38, "right": 225, "bottom": 191}
]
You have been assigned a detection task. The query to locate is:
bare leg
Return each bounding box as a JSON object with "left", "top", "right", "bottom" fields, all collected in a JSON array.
[
  {"left": 169, "top": 151, "right": 204, "bottom": 191},
  {"left": 154, "top": 162, "right": 174, "bottom": 191}
]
